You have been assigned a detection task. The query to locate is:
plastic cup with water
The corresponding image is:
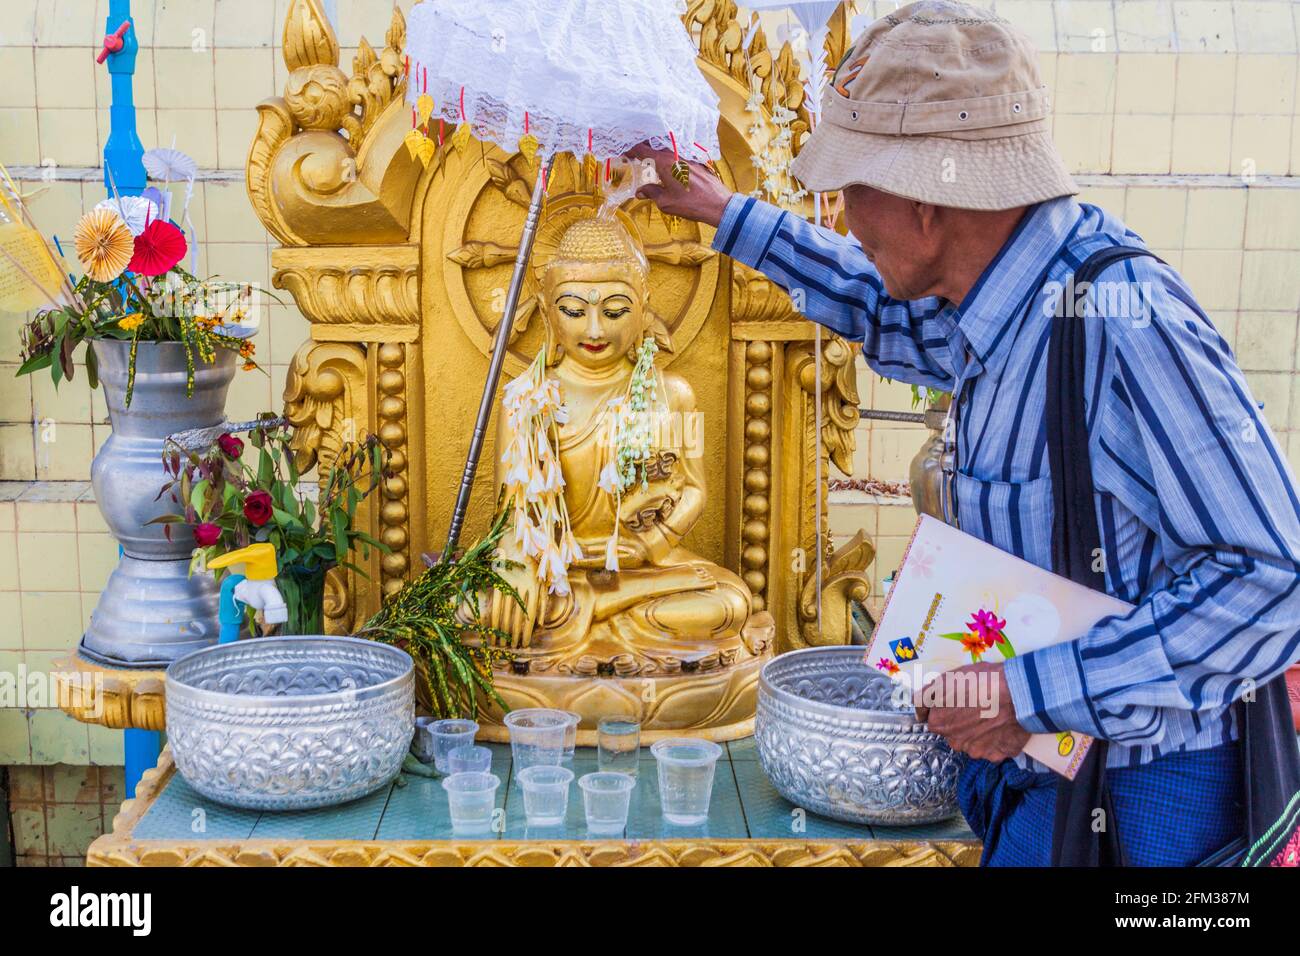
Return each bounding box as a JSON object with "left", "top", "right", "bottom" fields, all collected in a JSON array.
[
  {"left": 560, "top": 710, "right": 581, "bottom": 759},
  {"left": 503, "top": 708, "right": 569, "bottom": 769},
  {"left": 596, "top": 716, "right": 641, "bottom": 776},
  {"left": 651, "top": 738, "right": 722, "bottom": 826},
  {"left": 578, "top": 771, "right": 636, "bottom": 835},
  {"left": 447, "top": 744, "right": 492, "bottom": 774},
  {"left": 442, "top": 772, "right": 500, "bottom": 835},
  {"left": 429, "top": 718, "right": 479, "bottom": 774},
  {"left": 516, "top": 765, "right": 574, "bottom": 827}
]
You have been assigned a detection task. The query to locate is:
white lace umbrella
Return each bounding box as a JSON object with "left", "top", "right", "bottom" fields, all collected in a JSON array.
[
  {"left": 403, "top": 0, "right": 722, "bottom": 556},
  {"left": 405, "top": 0, "right": 719, "bottom": 163}
]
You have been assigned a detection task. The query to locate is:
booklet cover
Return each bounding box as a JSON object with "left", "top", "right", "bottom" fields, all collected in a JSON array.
[{"left": 864, "top": 513, "right": 1134, "bottom": 779}]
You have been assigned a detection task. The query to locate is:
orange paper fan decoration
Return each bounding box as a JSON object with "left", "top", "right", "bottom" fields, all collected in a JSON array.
[
  {"left": 73, "top": 208, "right": 134, "bottom": 282},
  {"left": 127, "top": 218, "right": 187, "bottom": 277}
]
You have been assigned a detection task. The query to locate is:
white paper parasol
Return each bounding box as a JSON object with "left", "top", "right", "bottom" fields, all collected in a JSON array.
[
  {"left": 142, "top": 147, "right": 197, "bottom": 184},
  {"left": 93, "top": 195, "right": 161, "bottom": 237},
  {"left": 403, "top": 0, "right": 723, "bottom": 556}
]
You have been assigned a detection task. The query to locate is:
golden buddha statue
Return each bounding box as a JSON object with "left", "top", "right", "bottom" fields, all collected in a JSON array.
[{"left": 470, "top": 204, "right": 773, "bottom": 739}]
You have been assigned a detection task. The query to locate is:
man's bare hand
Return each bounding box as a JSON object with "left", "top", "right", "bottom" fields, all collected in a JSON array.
[
  {"left": 624, "top": 143, "right": 733, "bottom": 228},
  {"left": 913, "top": 662, "right": 1030, "bottom": 763}
]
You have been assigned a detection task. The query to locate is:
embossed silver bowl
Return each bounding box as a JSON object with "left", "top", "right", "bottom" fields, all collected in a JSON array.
[
  {"left": 756, "top": 646, "right": 960, "bottom": 825},
  {"left": 166, "top": 636, "right": 414, "bottom": 811}
]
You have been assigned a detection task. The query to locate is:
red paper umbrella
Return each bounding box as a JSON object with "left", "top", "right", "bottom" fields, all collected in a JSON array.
[{"left": 127, "top": 218, "right": 187, "bottom": 276}]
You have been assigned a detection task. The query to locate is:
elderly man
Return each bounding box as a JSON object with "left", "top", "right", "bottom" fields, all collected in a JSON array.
[{"left": 632, "top": 1, "right": 1300, "bottom": 866}]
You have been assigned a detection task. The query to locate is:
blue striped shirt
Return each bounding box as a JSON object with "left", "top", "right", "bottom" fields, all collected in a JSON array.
[{"left": 715, "top": 193, "right": 1300, "bottom": 770}]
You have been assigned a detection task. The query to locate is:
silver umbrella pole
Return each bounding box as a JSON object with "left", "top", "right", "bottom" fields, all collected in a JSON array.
[{"left": 443, "top": 154, "right": 553, "bottom": 559}]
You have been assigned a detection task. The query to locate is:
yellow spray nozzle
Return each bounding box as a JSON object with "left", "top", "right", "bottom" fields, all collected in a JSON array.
[{"left": 208, "top": 542, "right": 278, "bottom": 580}]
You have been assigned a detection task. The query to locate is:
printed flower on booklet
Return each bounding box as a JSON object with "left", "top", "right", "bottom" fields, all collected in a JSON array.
[
  {"left": 967, "top": 609, "right": 1007, "bottom": 648},
  {"left": 938, "top": 606, "right": 1016, "bottom": 663},
  {"left": 875, "top": 657, "right": 900, "bottom": 676}
]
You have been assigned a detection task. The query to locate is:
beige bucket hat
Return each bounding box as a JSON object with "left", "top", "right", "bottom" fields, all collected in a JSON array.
[{"left": 789, "top": 0, "right": 1077, "bottom": 211}]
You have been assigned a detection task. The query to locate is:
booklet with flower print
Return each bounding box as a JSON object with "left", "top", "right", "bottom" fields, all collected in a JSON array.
[{"left": 864, "top": 513, "right": 1134, "bottom": 779}]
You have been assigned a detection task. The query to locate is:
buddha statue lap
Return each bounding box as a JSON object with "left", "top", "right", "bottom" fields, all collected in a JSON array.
[{"left": 470, "top": 207, "right": 773, "bottom": 741}]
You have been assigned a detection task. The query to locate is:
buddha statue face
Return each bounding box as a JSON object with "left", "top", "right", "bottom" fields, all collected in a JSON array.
[
  {"left": 548, "top": 279, "right": 643, "bottom": 372},
  {"left": 540, "top": 216, "right": 652, "bottom": 373}
]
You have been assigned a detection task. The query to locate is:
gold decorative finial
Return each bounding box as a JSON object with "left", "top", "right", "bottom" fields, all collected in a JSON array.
[{"left": 283, "top": 0, "right": 339, "bottom": 72}]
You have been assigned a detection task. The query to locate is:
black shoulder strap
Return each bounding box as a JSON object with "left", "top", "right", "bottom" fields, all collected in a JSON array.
[
  {"left": 1046, "top": 245, "right": 1162, "bottom": 590},
  {"left": 1046, "top": 244, "right": 1162, "bottom": 867}
]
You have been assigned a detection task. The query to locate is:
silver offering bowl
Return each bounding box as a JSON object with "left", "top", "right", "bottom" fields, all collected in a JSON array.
[
  {"left": 756, "top": 646, "right": 961, "bottom": 825},
  {"left": 166, "top": 636, "right": 414, "bottom": 810}
]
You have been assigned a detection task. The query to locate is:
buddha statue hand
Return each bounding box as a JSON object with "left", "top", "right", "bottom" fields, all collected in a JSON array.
[{"left": 481, "top": 550, "right": 548, "bottom": 648}]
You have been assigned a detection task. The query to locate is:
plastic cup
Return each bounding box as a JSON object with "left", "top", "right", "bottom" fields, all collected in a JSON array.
[
  {"left": 651, "top": 738, "right": 722, "bottom": 826},
  {"left": 560, "top": 711, "right": 582, "bottom": 759},
  {"left": 447, "top": 744, "right": 492, "bottom": 774},
  {"left": 597, "top": 716, "right": 641, "bottom": 776},
  {"left": 503, "top": 708, "right": 569, "bottom": 770},
  {"left": 429, "top": 718, "right": 479, "bottom": 774},
  {"left": 578, "top": 772, "right": 636, "bottom": 835},
  {"left": 442, "top": 772, "right": 500, "bottom": 835},
  {"left": 516, "top": 765, "right": 574, "bottom": 827}
]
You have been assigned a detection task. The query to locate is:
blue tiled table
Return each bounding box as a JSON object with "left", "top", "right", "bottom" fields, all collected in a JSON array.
[{"left": 87, "top": 741, "right": 979, "bottom": 867}]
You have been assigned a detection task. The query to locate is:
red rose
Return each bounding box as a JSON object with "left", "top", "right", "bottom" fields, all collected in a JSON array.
[
  {"left": 193, "top": 523, "right": 222, "bottom": 547},
  {"left": 243, "top": 490, "right": 273, "bottom": 527},
  {"left": 217, "top": 433, "right": 244, "bottom": 459}
]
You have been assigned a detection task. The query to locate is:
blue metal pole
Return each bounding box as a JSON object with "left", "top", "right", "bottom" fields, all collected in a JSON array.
[
  {"left": 102, "top": 0, "right": 145, "bottom": 196},
  {"left": 123, "top": 729, "right": 162, "bottom": 798},
  {"left": 102, "top": 1, "right": 153, "bottom": 797}
]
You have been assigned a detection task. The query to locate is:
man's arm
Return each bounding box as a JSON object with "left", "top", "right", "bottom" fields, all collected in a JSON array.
[
  {"left": 1003, "top": 261, "right": 1300, "bottom": 746},
  {"left": 626, "top": 146, "right": 957, "bottom": 390},
  {"left": 714, "top": 195, "right": 957, "bottom": 389}
]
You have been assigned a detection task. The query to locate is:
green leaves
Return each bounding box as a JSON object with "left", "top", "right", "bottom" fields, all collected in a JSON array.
[{"left": 358, "top": 505, "right": 517, "bottom": 720}]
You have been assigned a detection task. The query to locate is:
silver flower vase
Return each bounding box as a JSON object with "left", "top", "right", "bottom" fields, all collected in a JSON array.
[{"left": 80, "top": 338, "right": 236, "bottom": 668}]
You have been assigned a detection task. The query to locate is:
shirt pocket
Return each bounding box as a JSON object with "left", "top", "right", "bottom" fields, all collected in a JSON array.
[{"left": 953, "top": 471, "right": 1054, "bottom": 570}]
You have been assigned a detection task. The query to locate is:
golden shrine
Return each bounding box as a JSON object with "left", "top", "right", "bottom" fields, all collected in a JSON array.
[{"left": 234, "top": 0, "right": 873, "bottom": 742}]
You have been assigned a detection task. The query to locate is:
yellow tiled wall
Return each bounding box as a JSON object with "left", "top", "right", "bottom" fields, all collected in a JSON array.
[{"left": 0, "top": 1, "right": 1298, "bottom": 762}]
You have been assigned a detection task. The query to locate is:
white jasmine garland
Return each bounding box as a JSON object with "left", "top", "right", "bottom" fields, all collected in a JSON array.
[
  {"left": 600, "top": 337, "right": 668, "bottom": 572},
  {"left": 500, "top": 350, "right": 579, "bottom": 595}
]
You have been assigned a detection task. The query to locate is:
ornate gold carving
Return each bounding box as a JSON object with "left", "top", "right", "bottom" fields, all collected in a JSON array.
[
  {"left": 272, "top": 247, "right": 420, "bottom": 325},
  {"left": 376, "top": 342, "right": 410, "bottom": 597},
  {"left": 798, "top": 529, "right": 874, "bottom": 648},
  {"left": 88, "top": 751, "right": 979, "bottom": 867},
  {"left": 53, "top": 656, "right": 165, "bottom": 731},
  {"left": 783, "top": 337, "right": 872, "bottom": 650},
  {"left": 802, "top": 334, "right": 860, "bottom": 476},
  {"left": 282, "top": 341, "right": 366, "bottom": 474},
  {"left": 732, "top": 262, "right": 800, "bottom": 324},
  {"left": 246, "top": 0, "right": 422, "bottom": 246},
  {"left": 741, "top": 340, "right": 774, "bottom": 611},
  {"left": 349, "top": 8, "right": 408, "bottom": 140}
]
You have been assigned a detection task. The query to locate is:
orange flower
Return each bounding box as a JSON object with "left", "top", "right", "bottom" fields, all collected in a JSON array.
[
  {"left": 960, "top": 632, "right": 988, "bottom": 661},
  {"left": 73, "top": 208, "right": 134, "bottom": 282}
]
